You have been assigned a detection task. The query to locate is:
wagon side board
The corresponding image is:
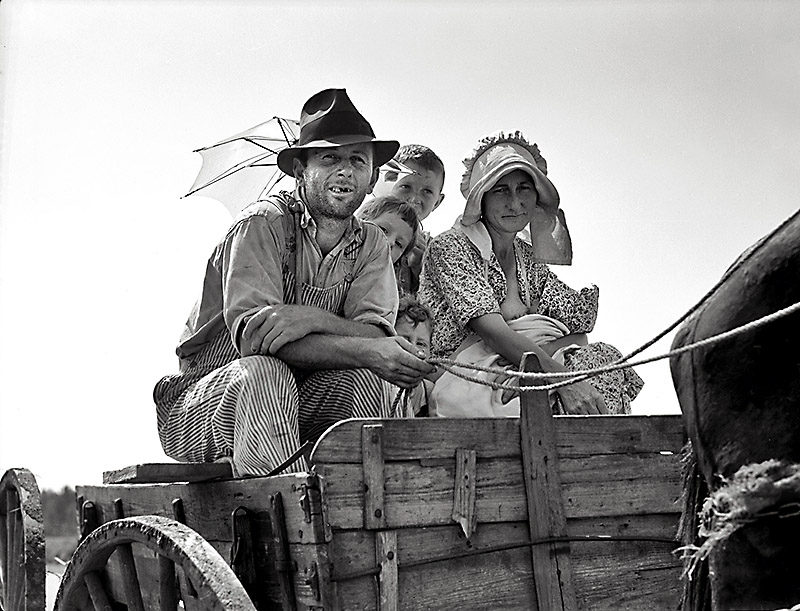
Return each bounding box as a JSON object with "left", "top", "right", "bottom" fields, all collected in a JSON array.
[
  {"left": 312, "top": 412, "right": 685, "bottom": 611},
  {"left": 77, "top": 412, "right": 685, "bottom": 611},
  {"left": 77, "top": 472, "right": 335, "bottom": 611}
]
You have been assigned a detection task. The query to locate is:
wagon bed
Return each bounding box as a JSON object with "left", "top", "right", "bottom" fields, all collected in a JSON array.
[
  {"left": 72, "top": 414, "right": 684, "bottom": 608},
  {"left": 3, "top": 356, "right": 686, "bottom": 611}
]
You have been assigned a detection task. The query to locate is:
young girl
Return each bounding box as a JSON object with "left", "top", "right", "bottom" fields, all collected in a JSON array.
[
  {"left": 392, "top": 295, "right": 435, "bottom": 417},
  {"left": 357, "top": 195, "right": 420, "bottom": 294}
]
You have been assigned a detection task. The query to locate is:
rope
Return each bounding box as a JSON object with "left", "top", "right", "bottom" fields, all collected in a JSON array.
[
  {"left": 426, "top": 209, "right": 800, "bottom": 394},
  {"left": 610, "top": 209, "right": 798, "bottom": 364},
  {"left": 679, "top": 460, "right": 800, "bottom": 578},
  {"left": 427, "top": 300, "right": 800, "bottom": 393},
  {"left": 390, "top": 387, "right": 411, "bottom": 418}
]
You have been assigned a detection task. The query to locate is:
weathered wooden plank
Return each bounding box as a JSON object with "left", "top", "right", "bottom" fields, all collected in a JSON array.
[
  {"left": 519, "top": 353, "right": 576, "bottom": 611},
  {"left": 336, "top": 543, "right": 537, "bottom": 611},
  {"left": 328, "top": 519, "right": 681, "bottom": 611},
  {"left": 362, "top": 424, "right": 387, "bottom": 530},
  {"left": 80, "top": 476, "right": 335, "bottom": 609},
  {"left": 310, "top": 416, "right": 685, "bottom": 464},
  {"left": 77, "top": 472, "right": 324, "bottom": 545},
  {"left": 327, "top": 516, "right": 678, "bottom": 581},
  {"left": 317, "top": 452, "right": 682, "bottom": 529},
  {"left": 451, "top": 449, "right": 477, "bottom": 539},
  {"left": 102, "top": 462, "right": 233, "bottom": 484},
  {"left": 570, "top": 540, "right": 682, "bottom": 610},
  {"left": 376, "top": 531, "right": 398, "bottom": 611},
  {"left": 269, "top": 493, "right": 297, "bottom": 611}
]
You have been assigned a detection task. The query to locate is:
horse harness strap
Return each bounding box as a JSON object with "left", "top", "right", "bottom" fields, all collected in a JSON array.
[{"left": 286, "top": 199, "right": 305, "bottom": 306}]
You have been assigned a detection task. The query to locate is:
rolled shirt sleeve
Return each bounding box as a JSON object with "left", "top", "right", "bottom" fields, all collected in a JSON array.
[
  {"left": 177, "top": 195, "right": 401, "bottom": 360},
  {"left": 221, "top": 214, "right": 287, "bottom": 353},
  {"left": 221, "top": 204, "right": 398, "bottom": 351}
]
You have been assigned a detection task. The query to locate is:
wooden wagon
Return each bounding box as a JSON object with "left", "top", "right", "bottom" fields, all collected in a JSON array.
[{"left": 1, "top": 356, "right": 686, "bottom": 610}]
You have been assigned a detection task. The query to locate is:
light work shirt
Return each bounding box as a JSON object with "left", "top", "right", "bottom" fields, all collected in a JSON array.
[{"left": 175, "top": 191, "right": 398, "bottom": 361}]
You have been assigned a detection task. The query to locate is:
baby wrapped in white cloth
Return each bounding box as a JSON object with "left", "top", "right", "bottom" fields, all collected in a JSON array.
[{"left": 430, "top": 314, "right": 576, "bottom": 417}]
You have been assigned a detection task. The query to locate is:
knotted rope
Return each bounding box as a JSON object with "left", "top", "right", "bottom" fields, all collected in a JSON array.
[{"left": 678, "top": 460, "right": 800, "bottom": 579}]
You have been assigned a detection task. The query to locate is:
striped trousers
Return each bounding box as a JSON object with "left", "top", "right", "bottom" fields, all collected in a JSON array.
[{"left": 156, "top": 352, "right": 394, "bottom": 476}]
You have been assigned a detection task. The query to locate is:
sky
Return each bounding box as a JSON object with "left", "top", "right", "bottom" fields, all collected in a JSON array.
[{"left": 1, "top": 0, "right": 798, "bottom": 491}]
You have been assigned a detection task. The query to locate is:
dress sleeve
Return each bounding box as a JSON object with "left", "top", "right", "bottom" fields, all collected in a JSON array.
[
  {"left": 424, "top": 232, "right": 501, "bottom": 329},
  {"left": 538, "top": 267, "right": 599, "bottom": 333}
]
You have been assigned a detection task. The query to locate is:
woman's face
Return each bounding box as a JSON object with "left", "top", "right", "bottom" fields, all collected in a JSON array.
[{"left": 481, "top": 169, "right": 538, "bottom": 236}]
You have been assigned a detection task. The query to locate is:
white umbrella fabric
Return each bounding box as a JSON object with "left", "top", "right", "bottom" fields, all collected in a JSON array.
[{"left": 184, "top": 116, "right": 300, "bottom": 216}]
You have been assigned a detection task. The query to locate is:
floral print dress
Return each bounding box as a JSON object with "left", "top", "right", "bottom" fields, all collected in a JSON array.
[{"left": 419, "top": 228, "right": 643, "bottom": 414}]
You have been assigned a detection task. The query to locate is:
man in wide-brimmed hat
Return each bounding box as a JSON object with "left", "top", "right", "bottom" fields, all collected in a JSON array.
[{"left": 154, "top": 89, "right": 434, "bottom": 476}]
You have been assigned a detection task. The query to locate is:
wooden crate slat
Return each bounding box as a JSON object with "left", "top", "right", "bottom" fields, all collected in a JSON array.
[
  {"left": 376, "top": 531, "right": 398, "bottom": 611},
  {"left": 362, "top": 424, "right": 387, "bottom": 530},
  {"left": 77, "top": 473, "right": 325, "bottom": 546},
  {"left": 327, "top": 518, "right": 680, "bottom": 611},
  {"left": 102, "top": 462, "right": 233, "bottom": 484},
  {"left": 326, "top": 516, "right": 678, "bottom": 581},
  {"left": 518, "top": 355, "right": 576, "bottom": 611},
  {"left": 335, "top": 544, "right": 538, "bottom": 611},
  {"left": 317, "top": 452, "right": 682, "bottom": 529},
  {"left": 571, "top": 542, "right": 682, "bottom": 610},
  {"left": 451, "top": 449, "right": 477, "bottom": 539},
  {"left": 310, "top": 415, "right": 685, "bottom": 464},
  {"left": 333, "top": 545, "right": 681, "bottom": 611}
]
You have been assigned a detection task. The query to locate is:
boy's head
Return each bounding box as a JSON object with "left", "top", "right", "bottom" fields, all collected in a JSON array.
[
  {"left": 375, "top": 144, "right": 445, "bottom": 221},
  {"left": 395, "top": 295, "right": 432, "bottom": 358},
  {"left": 358, "top": 195, "right": 420, "bottom": 263}
]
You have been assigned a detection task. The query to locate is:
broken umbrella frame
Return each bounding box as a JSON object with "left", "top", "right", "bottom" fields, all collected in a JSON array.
[{"left": 184, "top": 116, "right": 302, "bottom": 217}]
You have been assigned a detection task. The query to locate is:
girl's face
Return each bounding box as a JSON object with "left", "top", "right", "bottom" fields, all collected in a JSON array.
[
  {"left": 481, "top": 169, "right": 538, "bottom": 236},
  {"left": 371, "top": 211, "right": 414, "bottom": 263}
]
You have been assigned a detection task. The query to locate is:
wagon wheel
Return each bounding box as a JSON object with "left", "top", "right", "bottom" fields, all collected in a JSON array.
[
  {"left": 54, "top": 516, "right": 256, "bottom": 611},
  {"left": 0, "top": 468, "right": 46, "bottom": 611}
]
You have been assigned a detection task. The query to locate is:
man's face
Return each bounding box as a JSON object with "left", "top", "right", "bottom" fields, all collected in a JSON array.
[{"left": 294, "top": 144, "right": 380, "bottom": 220}]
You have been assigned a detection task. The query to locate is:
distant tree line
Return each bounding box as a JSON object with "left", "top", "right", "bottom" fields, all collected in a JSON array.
[{"left": 41, "top": 486, "right": 79, "bottom": 537}]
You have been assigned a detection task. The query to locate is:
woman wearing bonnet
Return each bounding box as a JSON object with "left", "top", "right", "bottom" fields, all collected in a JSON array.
[{"left": 418, "top": 131, "right": 643, "bottom": 416}]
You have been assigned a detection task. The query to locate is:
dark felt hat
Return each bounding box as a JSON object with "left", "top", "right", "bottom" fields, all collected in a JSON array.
[{"left": 277, "top": 88, "right": 399, "bottom": 175}]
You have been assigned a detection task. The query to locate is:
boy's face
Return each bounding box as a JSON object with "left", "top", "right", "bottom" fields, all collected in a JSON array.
[
  {"left": 383, "top": 160, "right": 445, "bottom": 220},
  {"left": 371, "top": 211, "right": 414, "bottom": 263},
  {"left": 395, "top": 317, "right": 432, "bottom": 358}
]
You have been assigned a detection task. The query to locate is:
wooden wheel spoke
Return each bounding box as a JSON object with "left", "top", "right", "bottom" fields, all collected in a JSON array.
[
  {"left": 157, "top": 555, "right": 178, "bottom": 611},
  {"left": 117, "top": 542, "right": 145, "bottom": 611},
  {"left": 83, "top": 572, "right": 113, "bottom": 611}
]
